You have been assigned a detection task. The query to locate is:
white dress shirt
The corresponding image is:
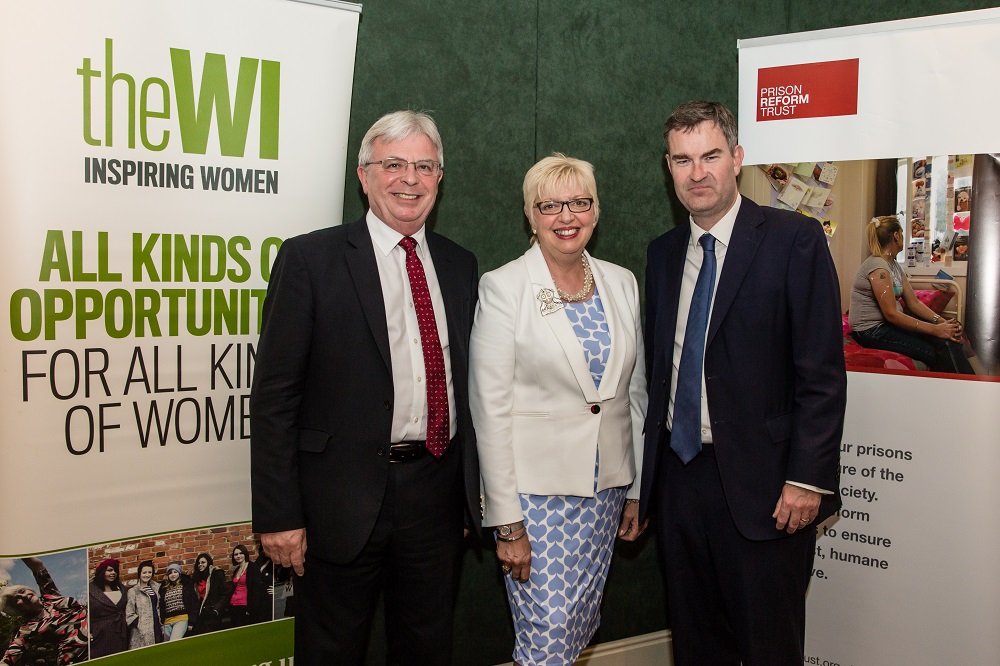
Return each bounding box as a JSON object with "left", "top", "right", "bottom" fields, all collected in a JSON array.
[
  {"left": 367, "top": 211, "right": 457, "bottom": 443},
  {"left": 666, "top": 195, "right": 739, "bottom": 440}
]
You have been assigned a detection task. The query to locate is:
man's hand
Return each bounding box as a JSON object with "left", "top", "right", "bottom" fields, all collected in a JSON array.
[
  {"left": 772, "top": 483, "right": 821, "bottom": 534},
  {"left": 261, "top": 528, "right": 307, "bottom": 576},
  {"left": 617, "top": 501, "right": 648, "bottom": 541}
]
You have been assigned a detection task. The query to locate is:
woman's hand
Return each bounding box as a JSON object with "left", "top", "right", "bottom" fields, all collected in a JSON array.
[
  {"left": 933, "top": 318, "right": 963, "bottom": 342},
  {"left": 497, "top": 534, "right": 532, "bottom": 584},
  {"left": 20, "top": 557, "right": 44, "bottom": 573}
]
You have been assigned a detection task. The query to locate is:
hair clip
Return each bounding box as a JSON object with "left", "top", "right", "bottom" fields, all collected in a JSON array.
[{"left": 870, "top": 217, "right": 880, "bottom": 228}]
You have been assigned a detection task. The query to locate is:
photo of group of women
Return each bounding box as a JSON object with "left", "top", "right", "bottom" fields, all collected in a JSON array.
[{"left": 1, "top": 523, "right": 291, "bottom": 664}]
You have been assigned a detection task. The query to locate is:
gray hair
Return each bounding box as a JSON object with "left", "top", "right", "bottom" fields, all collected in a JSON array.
[
  {"left": 0, "top": 584, "right": 33, "bottom": 615},
  {"left": 664, "top": 100, "right": 739, "bottom": 154},
  {"left": 358, "top": 110, "right": 444, "bottom": 167}
]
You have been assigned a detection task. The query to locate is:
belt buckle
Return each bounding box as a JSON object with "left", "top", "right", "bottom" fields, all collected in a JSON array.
[{"left": 389, "top": 442, "right": 425, "bottom": 463}]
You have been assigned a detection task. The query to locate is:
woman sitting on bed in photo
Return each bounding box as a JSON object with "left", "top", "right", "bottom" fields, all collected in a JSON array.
[{"left": 848, "top": 215, "right": 974, "bottom": 374}]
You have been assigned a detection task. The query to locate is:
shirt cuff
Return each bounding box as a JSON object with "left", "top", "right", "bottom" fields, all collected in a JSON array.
[{"left": 786, "top": 480, "right": 833, "bottom": 495}]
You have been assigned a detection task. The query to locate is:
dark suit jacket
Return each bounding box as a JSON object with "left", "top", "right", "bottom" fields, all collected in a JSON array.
[
  {"left": 250, "top": 216, "right": 480, "bottom": 563},
  {"left": 640, "top": 198, "right": 847, "bottom": 540}
]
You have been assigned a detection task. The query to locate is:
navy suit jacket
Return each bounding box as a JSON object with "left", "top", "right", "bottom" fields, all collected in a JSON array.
[
  {"left": 640, "top": 198, "right": 847, "bottom": 540},
  {"left": 250, "top": 216, "right": 480, "bottom": 563}
]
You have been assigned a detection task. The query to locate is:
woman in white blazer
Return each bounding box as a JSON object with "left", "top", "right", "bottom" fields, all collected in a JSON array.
[{"left": 470, "top": 154, "right": 648, "bottom": 666}]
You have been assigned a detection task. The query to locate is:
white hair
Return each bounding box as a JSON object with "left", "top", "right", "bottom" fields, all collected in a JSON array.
[
  {"left": 358, "top": 110, "right": 443, "bottom": 167},
  {"left": 0, "top": 584, "right": 34, "bottom": 615}
]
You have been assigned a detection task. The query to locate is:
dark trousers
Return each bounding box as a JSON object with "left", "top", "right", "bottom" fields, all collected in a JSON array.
[
  {"left": 295, "top": 447, "right": 464, "bottom": 666},
  {"left": 229, "top": 604, "right": 251, "bottom": 627},
  {"left": 852, "top": 323, "right": 974, "bottom": 374},
  {"left": 655, "top": 444, "right": 815, "bottom": 666}
]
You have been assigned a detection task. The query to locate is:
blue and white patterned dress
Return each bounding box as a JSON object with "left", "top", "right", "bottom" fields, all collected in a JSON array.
[{"left": 505, "top": 288, "right": 627, "bottom": 665}]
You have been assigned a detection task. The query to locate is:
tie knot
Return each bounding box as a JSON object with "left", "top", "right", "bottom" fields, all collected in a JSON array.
[
  {"left": 399, "top": 236, "right": 417, "bottom": 254},
  {"left": 699, "top": 233, "right": 716, "bottom": 253}
]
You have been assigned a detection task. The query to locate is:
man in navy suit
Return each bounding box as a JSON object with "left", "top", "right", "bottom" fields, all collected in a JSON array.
[
  {"left": 640, "top": 100, "right": 847, "bottom": 665},
  {"left": 250, "top": 110, "right": 480, "bottom": 665}
]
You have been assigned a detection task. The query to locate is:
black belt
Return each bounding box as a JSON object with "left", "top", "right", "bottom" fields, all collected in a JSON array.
[{"left": 389, "top": 441, "right": 428, "bottom": 463}]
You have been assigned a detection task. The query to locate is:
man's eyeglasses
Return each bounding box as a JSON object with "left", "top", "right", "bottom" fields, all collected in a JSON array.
[
  {"left": 363, "top": 159, "right": 442, "bottom": 177},
  {"left": 534, "top": 198, "right": 594, "bottom": 215}
]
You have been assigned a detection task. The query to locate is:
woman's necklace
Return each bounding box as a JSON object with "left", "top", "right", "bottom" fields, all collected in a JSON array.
[{"left": 555, "top": 255, "right": 593, "bottom": 303}]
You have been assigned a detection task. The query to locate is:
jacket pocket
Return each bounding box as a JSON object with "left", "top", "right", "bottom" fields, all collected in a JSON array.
[
  {"left": 765, "top": 413, "right": 792, "bottom": 443},
  {"left": 297, "top": 428, "right": 330, "bottom": 453}
]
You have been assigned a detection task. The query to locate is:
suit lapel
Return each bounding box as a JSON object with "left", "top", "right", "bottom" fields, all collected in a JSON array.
[
  {"left": 524, "top": 245, "right": 601, "bottom": 403},
  {"left": 345, "top": 218, "right": 392, "bottom": 372},
  {"left": 660, "top": 225, "right": 690, "bottom": 355},
  {"left": 707, "top": 198, "right": 764, "bottom": 347}
]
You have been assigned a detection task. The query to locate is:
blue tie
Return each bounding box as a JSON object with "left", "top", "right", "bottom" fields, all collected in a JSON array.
[{"left": 671, "top": 233, "right": 717, "bottom": 464}]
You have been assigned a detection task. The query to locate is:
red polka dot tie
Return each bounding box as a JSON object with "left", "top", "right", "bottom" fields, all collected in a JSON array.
[{"left": 399, "top": 237, "right": 449, "bottom": 458}]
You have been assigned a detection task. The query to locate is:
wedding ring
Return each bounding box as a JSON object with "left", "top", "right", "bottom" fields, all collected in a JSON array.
[
  {"left": 799, "top": 517, "right": 809, "bottom": 523},
  {"left": 501, "top": 564, "right": 511, "bottom": 573}
]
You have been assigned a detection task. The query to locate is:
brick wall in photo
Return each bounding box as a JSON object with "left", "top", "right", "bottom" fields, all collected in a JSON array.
[{"left": 87, "top": 524, "right": 258, "bottom": 584}]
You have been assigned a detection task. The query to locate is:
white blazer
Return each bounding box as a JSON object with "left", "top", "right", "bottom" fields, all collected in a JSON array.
[{"left": 470, "top": 244, "right": 648, "bottom": 527}]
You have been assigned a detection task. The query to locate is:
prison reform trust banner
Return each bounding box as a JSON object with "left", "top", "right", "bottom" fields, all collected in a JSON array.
[{"left": 739, "top": 9, "right": 1000, "bottom": 666}]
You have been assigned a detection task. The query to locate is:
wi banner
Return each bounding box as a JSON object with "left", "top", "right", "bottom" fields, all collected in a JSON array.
[
  {"left": 739, "top": 9, "right": 1000, "bottom": 665},
  {"left": 0, "top": 0, "right": 360, "bottom": 663}
]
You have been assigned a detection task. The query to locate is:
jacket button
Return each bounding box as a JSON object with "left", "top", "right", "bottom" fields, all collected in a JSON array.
[
  {"left": 377, "top": 447, "right": 385, "bottom": 457},
  {"left": 591, "top": 405, "right": 601, "bottom": 414},
  {"left": 383, "top": 400, "right": 392, "bottom": 411}
]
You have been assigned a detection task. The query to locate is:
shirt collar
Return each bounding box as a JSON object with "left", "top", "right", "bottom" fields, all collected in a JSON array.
[
  {"left": 366, "top": 210, "right": 428, "bottom": 258},
  {"left": 687, "top": 194, "right": 741, "bottom": 249}
]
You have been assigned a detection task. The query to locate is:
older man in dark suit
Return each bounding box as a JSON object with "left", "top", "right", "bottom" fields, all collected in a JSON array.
[
  {"left": 640, "top": 100, "right": 847, "bottom": 665},
  {"left": 250, "top": 110, "right": 479, "bottom": 665}
]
